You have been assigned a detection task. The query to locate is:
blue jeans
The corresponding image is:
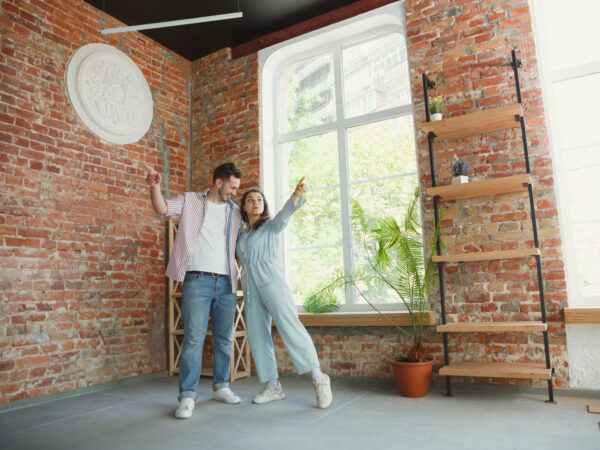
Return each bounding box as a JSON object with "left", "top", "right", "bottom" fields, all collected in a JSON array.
[{"left": 178, "top": 272, "right": 237, "bottom": 400}]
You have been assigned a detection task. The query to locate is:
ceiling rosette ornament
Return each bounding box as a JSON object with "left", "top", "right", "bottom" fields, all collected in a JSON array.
[{"left": 66, "top": 43, "right": 153, "bottom": 145}]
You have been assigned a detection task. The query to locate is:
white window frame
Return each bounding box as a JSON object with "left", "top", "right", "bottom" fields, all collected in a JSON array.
[
  {"left": 531, "top": 0, "right": 600, "bottom": 307},
  {"left": 259, "top": 2, "right": 417, "bottom": 312}
]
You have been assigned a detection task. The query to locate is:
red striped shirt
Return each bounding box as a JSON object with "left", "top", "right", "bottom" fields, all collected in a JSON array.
[{"left": 165, "top": 191, "right": 242, "bottom": 293}]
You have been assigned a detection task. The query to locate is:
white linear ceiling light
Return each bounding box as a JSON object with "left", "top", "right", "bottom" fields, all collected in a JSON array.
[{"left": 101, "top": 12, "right": 243, "bottom": 35}]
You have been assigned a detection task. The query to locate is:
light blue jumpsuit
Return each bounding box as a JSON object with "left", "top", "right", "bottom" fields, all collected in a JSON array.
[{"left": 236, "top": 194, "right": 320, "bottom": 383}]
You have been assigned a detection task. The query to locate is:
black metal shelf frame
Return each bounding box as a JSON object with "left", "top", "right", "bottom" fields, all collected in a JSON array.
[{"left": 422, "top": 49, "right": 554, "bottom": 402}]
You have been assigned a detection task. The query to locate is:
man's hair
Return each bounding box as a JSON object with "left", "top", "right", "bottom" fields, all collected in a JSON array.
[{"left": 213, "top": 162, "right": 243, "bottom": 184}]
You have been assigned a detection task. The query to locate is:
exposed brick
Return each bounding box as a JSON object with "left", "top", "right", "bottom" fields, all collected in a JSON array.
[{"left": 1, "top": 0, "right": 188, "bottom": 405}]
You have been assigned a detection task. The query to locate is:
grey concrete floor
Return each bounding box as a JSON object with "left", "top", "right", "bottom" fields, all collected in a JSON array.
[{"left": 0, "top": 373, "right": 598, "bottom": 450}]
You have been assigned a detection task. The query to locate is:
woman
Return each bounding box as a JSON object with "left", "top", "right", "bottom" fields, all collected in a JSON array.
[{"left": 237, "top": 178, "right": 332, "bottom": 409}]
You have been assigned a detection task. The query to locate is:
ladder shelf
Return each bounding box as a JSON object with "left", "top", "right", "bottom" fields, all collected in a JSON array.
[{"left": 422, "top": 49, "right": 554, "bottom": 402}]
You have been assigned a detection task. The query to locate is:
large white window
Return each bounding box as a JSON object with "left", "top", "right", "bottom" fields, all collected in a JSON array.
[
  {"left": 260, "top": 4, "right": 419, "bottom": 311},
  {"left": 532, "top": 0, "right": 600, "bottom": 307}
]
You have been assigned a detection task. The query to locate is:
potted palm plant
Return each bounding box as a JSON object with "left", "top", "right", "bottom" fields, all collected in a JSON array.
[{"left": 307, "top": 187, "right": 438, "bottom": 397}]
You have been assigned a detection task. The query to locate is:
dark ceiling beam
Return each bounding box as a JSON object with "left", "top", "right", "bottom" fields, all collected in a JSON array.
[{"left": 231, "top": 0, "right": 400, "bottom": 59}]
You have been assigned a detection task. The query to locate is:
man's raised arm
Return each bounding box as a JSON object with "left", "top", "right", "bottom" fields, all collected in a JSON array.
[{"left": 144, "top": 163, "right": 168, "bottom": 215}]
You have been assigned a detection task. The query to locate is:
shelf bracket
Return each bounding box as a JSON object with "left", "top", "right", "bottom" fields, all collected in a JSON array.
[{"left": 424, "top": 74, "right": 436, "bottom": 90}]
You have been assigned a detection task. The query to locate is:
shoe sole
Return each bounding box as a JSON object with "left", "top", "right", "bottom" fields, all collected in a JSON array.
[
  {"left": 213, "top": 397, "right": 241, "bottom": 405},
  {"left": 252, "top": 393, "right": 285, "bottom": 404}
]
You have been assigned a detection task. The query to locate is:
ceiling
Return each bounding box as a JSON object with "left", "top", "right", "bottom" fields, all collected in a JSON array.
[{"left": 84, "top": 0, "right": 363, "bottom": 61}]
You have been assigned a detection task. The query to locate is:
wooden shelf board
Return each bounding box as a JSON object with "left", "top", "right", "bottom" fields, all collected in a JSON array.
[
  {"left": 588, "top": 404, "right": 600, "bottom": 414},
  {"left": 426, "top": 174, "right": 531, "bottom": 201},
  {"left": 298, "top": 311, "right": 436, "bottom": 327},
  {"left": 422, "top": 103, "right": 523, "bottom": 140},
  {"left": 564, "top": 308, "right": 600, "bottom": 324},
  {"left": 437, "top": 321, "right": 547, "bottom": 333},
  {"left": 439, "top": 362, "right": 552, "bottom": 379},
  {"left": 433, "top": 247, "right": 540, "bottom": 263}
]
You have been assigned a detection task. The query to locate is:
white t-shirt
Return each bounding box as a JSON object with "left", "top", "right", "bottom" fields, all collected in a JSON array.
[{"left": 187, "top": 200, "right": 228, "bottom": 275}]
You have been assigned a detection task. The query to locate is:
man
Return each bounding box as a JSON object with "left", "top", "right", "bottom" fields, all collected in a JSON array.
[{"left": 145, "top": 162, "right": 243, "bottom": 419}]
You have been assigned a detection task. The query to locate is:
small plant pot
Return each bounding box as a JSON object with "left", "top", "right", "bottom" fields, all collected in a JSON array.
[
  {"left": 451, "top": 175, "right": 469, "bottom": 184},
  {"left": 431, "top": 112, "right": 443, "bottom": 121},
  {"left": 391, "top": 358, "right": 434, "bottom": 397}
]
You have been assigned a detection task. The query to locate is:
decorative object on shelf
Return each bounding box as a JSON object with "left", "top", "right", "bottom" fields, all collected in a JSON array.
[
  {"left": 307, "top": 187, "right": 439, "bottom": 397},
  {"left": 429, "top": 95, "right": 443, "bottom": 121},
  {"left": 65, "top": 44, "right": 153, "bottom": 145},
  {"left": 451, "top": 159, "right": 471, "bottom": 184}
]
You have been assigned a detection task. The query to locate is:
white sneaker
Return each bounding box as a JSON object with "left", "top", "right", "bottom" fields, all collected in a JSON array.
[
  {"left": 175, "top": 398, "right": 195, "bottom": 419},
  {"left": 213, "top": 387, "right": 241, "bottom": 404},
  {"left": 313, "top": 374, "right": 332, "bottom": 409},
  {"left": 253, "top": 383, "right": 285, "bottom": 404}
]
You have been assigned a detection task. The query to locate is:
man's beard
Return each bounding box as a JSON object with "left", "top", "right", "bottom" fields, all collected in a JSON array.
[{"left": 217, "top": 187, "right": 229, "bottom": 202}]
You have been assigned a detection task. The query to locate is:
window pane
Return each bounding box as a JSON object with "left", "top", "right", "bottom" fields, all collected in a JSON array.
[
  {"left": 352, "top": 244, "right": 403, "bottom": 305},
  {"left": 572, "top": 223, "right": 600, "bottom": 298},
  {"left": 350, "top": 175, "right": 420, "bottom": 238},
  {"left": 287, "top": 246, "right": 344, "bottom": 306},
  {"left": 342, "top": 33, "right": 410, "bottom": 118},
  {"left": 350, "top": 175, "right": 420, "bottom": 304},
  {"left": 281, "top": 53, "right": 336, "bottom": 133},
  {"left": 564, "top": 157, "right": 600, "bottom": 223},
  {"left": 283, "top": 132, "right": 339, "bottom": 191},
  {"left": 289, "top": 187, "right": 342, "bottom": 248},
  {"left": 347, "top": 116, "right": 417, "bottom": 182},
  {"left": 554, "top": 73, "right": 600, "bottom": 149},
  {"left": 541, "top": 0, "right": 600, "bottom": 72}
]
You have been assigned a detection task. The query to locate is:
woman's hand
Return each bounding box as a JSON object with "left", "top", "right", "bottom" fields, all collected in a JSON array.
[{"left": 293, "top": 176, "right": 307, "bottom": 201}]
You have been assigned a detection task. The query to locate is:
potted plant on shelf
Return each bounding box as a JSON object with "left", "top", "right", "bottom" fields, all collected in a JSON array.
[
  {"left": 307, "top": 187, "right": 438, "bottom": 397},
  {"left": 451, "top": 159, "right": 471, "bottom": 184},
  {"left": 429, "top": 95, "right": 443, "bottom": 121}
]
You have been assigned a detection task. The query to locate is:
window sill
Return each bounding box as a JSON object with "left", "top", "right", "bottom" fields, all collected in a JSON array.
[
  {"left": 298, "top": 311, "right": 436, "bottom": 327},
  {"left": 564, "top": 308, "right": 600, "bottom": 324}
]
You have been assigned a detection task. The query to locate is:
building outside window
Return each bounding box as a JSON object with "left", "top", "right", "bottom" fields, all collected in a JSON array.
[{"left": 260, "top": 5, "right": 419, "bottom": 312}]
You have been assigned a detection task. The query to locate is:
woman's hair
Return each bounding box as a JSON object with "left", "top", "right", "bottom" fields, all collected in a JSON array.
[{"left": 240, "top": 188, "right": 271, "bottom": 230}]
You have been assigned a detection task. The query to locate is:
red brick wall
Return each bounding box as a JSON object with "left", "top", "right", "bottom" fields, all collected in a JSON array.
[
  {"left": 195, "top": 0, "right": 569, "bottom": 387},
  {"left": 0, "top": 0, "right": 190, "bottom": 403},
  {"left": 406, "top": 0, "right": 567, "bottom": 386},
  {"left": 190, "top": 48, "right": 259, "bottom": 190}
]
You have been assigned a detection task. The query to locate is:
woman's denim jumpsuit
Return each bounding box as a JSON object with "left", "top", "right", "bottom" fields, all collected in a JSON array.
[{"left": 236, "top": 195, "right": 320, "bottom": 383}]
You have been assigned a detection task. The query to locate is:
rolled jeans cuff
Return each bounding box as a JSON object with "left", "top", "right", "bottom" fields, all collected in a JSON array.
[
  {"left": 178, "top": 390, "right": 197, "bottom": 401},
  {"left": 213, "top": 381, "right": 229, "bottom": 391}
]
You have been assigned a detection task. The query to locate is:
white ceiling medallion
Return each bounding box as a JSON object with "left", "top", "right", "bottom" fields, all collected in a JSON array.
[{"left": 66, "top": 43, "right": 153, "bottom": 145}]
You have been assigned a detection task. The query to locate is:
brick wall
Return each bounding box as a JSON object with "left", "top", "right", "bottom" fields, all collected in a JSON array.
[
  {"left": 405, "top": 0, "right": 567, "bottom": 386},
  {"left": 189, "top": 0, "right": 569, "bottom": 387},
  {"left": 0, "top": 0, "right": 190, "bottom": 403},
  {"left": 190, "top": 48, "right": 259, "bottom": 190}
]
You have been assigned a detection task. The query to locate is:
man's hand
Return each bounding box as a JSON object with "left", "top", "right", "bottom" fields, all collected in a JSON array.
[
  {"left": 144, "top": 163, "right": 167, "bottom": 214},
  {"left": 144, "top": 163, "right": 162, "bottom": 188}
]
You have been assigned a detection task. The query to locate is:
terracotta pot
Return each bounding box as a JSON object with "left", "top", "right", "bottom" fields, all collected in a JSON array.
[{"left": 390, "top": 358, "right": 434, "bottom": 397}]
